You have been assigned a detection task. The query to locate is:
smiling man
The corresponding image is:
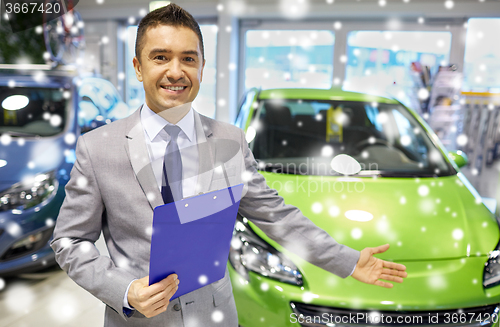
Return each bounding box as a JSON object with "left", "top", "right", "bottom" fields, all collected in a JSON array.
[{"left": 51, "top": 4, "right": 407, "bottom": 327}]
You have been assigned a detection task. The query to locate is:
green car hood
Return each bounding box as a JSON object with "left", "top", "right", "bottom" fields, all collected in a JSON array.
[{"left": 255, "top": 172, "right": 499, "bottom": 261}]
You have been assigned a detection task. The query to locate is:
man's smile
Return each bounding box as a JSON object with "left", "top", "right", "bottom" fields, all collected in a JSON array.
[{"left": 160, "top": 85, "right": 188, "bottom": 93}]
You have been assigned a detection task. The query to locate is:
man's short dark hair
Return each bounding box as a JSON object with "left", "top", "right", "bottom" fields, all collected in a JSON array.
[{"left": 135, "top": 3, "right": 205, "bottom": 62}]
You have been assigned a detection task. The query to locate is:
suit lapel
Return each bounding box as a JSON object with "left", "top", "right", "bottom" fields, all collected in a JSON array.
[
  {"left": 194, "top": 111, "right": 215, "bottom": 194},
  {"left": 124, "top": 107, "right": 164, "bottom": 210}
]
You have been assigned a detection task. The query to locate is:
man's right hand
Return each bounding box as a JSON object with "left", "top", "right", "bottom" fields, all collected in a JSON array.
[{"left": 127, "top": 274, "right": 179, "bottom": 318}]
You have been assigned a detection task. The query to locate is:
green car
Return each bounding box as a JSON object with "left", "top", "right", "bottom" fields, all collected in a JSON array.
[{"left": 229, "top": 88, "right": 500, "bottom": 327}]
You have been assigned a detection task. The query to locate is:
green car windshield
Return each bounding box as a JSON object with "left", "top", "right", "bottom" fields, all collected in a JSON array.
[
  {"left": 250, "top": 99, "right": 453, "bottom": 177},
  {"left": 0, "top": 86, "right": 68, "bottom": 137}
]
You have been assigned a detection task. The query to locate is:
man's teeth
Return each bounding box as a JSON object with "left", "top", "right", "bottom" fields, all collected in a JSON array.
[{"left": 162, "top": 86, "right": 185, "bottom": 91}]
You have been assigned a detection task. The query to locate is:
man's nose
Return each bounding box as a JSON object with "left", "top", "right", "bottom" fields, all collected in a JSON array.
[{"left": 166, "top": 58, "right": 184, "bottom": 82}]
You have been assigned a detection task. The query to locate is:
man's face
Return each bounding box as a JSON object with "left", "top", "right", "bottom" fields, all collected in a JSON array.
[{"left": 133, "top": 25, "right": 205, "bottom": 113}]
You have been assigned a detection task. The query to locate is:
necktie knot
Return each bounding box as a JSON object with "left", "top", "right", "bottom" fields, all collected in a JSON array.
[{"left": 164, "top": 125, "right": 181, "bottom": 141}]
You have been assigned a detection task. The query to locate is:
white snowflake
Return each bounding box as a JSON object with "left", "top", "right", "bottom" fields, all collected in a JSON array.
[
  {"left": 77, "top": 176, "right": 88, "bottom": 188},
  {"left": 260, "top": 282, "right": 269, "bottom": 291},
  {"left": 376, "top": 112, "right": 389, "bottom": 124},
  {"left": 418, "top": 88, "right": 429, "bottom": 100},
  {"left": 212, "top": 310, "right": 224, "bottom": 323},
  {"left": 0, "top": 134, "right": 12, "bottom": 145},
  {"left": 60, "top": 238, "right": 71, "bottom": 248},
  {"left": 418, "top": 185, "right": 429, "bottom": 196},
  {"left": 400, "top": 135, "right": 411, "bottom": 146},
  {"left": 452, "top": 228, "right": 464, "bottom": 240},
  {"left": 0, "top": 278, "right": 5, "bottom": 291},
  {"left": 301, "top": 292, "right": 319, "bottom": 303},
  {"left": 328, "top": 206, "right": 340, "bottom": 217},
  {"left": 420, "top": 199, "right": 434, "bottom": 214},
  {"left": 33, "top": 71, "right": 47, "bottom": 83},
  {"left": 50, "top": 115, "right": 62, "bottom": 127},
  {"left": 456, "top": 134, "right": 468, "bottom": 146},
  {"left": 80, "top": 242, "right": 92, "bottom": 253},
  {"left": 6, "top": 222, "right": 22, "bottom": 237},
  {"left": 399, "top": 196, "right": 406, "bottom": 205},
  {"left": 45, "top": 218, "right": 55, "bottom": 227},
  {"left": 311, "top": 202, "right": 323, "bottom": 214},
  {"left": 116, "top": 258, "right": 130, "bottom": 269},
  {"left": 218, "top": 98, "right": 227, "bottom": 107},
  {"left": 146, "top": 192, "right": 156, "bottom": 202},
  {"left": 321, "top": 145, "right": 334, "bottom": 157},
  {"left": 5, "top": 283, "right": 35, "bottom": 312},
  {"left": 48, "top": 291, "right": 78, "bottom": 323},
  {"left": 351, "top": 228, "right": 362, "bottom": 239},
  {"left": 64, "top": 133, "right": 76, "bottom": 145},
  {"left": 198, "top": 275, "right": 208, "bottom": 285},
  {"left": 241, "top": 171, "right": 252, "bottom": 182},
  {"left": 231, "top": 237, "right": 242, "bottom": 250}
]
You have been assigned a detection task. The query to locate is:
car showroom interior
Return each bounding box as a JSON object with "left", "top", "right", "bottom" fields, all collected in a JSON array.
[{"left": 1, "top": 0, "right": 500, "bottom": 326}]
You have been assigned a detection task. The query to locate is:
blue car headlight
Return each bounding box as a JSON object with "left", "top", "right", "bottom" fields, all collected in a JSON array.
[
  {"left": 0, "top": 171, "right": 58, "bottom": 212},
  {"left": 229, "top": 214, "right": 303, "bottom": 286}
]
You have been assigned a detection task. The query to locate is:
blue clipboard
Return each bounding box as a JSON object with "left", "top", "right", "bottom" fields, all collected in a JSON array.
[{"left": 149, "top": 183, "right": 244, "bottom": 299}]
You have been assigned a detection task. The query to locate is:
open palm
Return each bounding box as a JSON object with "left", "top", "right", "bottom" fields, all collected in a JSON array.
[{"left": 351, "top": 244, "right": 407, "bottom": 288}]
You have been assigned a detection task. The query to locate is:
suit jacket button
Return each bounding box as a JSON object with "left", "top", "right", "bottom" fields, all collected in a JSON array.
[{"left": 173, "top": 304, "right": 181, "bottom": 311}]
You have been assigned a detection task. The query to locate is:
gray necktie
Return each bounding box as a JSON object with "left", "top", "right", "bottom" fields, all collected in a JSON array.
[{"left": 162, "top": 125, "right": 183, "bottom": 202}]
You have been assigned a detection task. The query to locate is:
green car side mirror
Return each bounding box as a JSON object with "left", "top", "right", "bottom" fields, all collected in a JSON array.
[{"left": 448, "top": 150, "right": 468, "bottom": 168}]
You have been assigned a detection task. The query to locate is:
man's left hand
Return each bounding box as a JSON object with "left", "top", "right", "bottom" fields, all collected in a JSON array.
[{"left": 351, "top": 244, "right": 407, "bottom": 288}]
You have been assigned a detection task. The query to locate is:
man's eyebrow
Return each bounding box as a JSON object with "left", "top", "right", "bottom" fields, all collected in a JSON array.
[{"left": 148, "top": 49, "right": 199, "bottom": 57}]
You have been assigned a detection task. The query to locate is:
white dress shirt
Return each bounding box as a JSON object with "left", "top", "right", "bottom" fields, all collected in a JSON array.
[
  {"left": 123, "top": 104, "right": 200, "bottom": 310},
  {"left": 141, "top": 103, "right": 199, "bottom": 196}
]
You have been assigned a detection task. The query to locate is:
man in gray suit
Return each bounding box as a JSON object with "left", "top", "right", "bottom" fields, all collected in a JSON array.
[{"left": 51, "top": 4, "right": 407, "bottom": 326}]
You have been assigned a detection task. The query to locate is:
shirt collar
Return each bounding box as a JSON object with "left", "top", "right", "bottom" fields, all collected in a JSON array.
[{"left": 141, "top": 103, "right": 195, "bottom": 142}]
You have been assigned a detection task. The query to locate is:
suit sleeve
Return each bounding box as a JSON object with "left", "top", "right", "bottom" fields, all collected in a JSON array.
[
  {"left": 50, "top": 135, "right": 136, "bottom": 320},
  {"left": 237, "top": 129, "right": 360, "bottom": 278}
]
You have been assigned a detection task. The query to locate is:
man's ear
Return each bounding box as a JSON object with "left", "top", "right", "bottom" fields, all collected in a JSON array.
[
  {"left": 133, "top": 56, "right": 143, "bottom": 82},
  {"left": 200, "top": 59, "right": 206, "bottom": 83}
]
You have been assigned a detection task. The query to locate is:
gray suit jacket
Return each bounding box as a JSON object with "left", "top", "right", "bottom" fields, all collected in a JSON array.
[{"left": 51, "top": 108, "right": 360, "bottom": 327}]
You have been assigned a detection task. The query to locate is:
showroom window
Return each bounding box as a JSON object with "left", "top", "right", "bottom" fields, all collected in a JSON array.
[
  {"left": 244, "top": 30, "right": 335, "bottom": 90},
  {"left": 343, "top": 31, "right": 451, "bottom": 103},
  {"left": 463, "top": 18, "right": 500, "bottom": 92},
  {"left": 124, "top": 24, "right": 218, "bottom": 118}
]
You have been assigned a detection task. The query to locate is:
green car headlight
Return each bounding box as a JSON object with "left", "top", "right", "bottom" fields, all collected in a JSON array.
[
  {"left": 484, "top": 241, "right": 500, "bottom": 288},
  {"left": 229, "top": 215, "right": 303, "bottom": 286},
  {"left": 0, "top": 171, "right": 59, "bottom": 212}
]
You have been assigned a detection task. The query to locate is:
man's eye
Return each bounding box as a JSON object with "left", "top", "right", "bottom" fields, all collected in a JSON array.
[
  {"left": 155, "top": 55, "right": 167, "bottom": 60},
  {"left": 185, "top": 57, "right": 195, "bottom": 62}
]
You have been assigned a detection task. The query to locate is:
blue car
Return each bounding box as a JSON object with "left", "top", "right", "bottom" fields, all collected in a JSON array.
[{"left": 0, "top": 68, "right": 130, "bottom": 276}]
